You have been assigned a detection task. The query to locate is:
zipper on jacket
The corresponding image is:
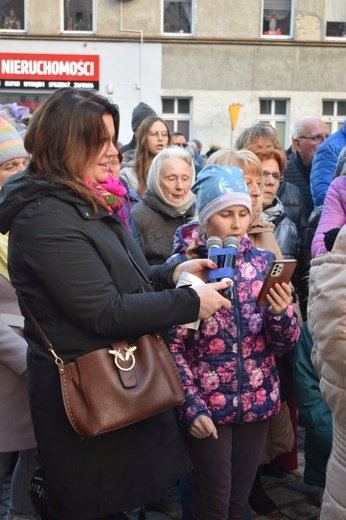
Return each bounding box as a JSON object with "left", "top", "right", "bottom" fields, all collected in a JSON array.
[{"left": 232, "top": 283, "right": 244, "bottom": 423}]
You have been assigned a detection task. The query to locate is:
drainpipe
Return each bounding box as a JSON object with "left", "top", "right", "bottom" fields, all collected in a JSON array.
[{"left": 119, "top": 0, "right": 143, "bottom": 100}]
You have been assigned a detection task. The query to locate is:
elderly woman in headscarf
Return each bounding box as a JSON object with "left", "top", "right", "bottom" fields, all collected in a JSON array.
[{"left": 131, "top": 146, "right": 196, "bottom": 265}]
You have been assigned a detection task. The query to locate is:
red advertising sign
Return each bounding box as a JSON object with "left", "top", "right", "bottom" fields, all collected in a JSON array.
[{"left": 0, "top": 53, "right": 100, "bottom": 90}]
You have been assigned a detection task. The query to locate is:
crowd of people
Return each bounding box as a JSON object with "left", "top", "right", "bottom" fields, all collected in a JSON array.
[{"left": 0, "top": 90, "right": 345, "bottom": 520}]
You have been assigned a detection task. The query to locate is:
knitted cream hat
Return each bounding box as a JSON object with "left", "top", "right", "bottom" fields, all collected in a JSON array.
[{"left": 0, "top": 117, "right": 28, "bottom": 166}]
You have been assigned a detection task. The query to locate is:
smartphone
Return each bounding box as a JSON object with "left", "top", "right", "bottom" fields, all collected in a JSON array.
[{"left": 256, "top": 259, "right": 297, "bottom": 306}]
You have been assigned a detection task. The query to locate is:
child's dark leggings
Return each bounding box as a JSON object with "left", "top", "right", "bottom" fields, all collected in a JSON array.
[{"left": 185, "top": 420, "right": 269, "bottom": 520}]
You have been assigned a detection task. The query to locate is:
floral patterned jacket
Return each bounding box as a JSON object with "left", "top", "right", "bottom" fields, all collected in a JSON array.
[{"left": 168, "top": 224, "right": 300, "bottom": 430}]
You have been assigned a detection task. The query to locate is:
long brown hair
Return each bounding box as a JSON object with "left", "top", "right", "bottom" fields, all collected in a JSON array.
[
  {"left": 134, "top": 116, "right": 171, "bottom": 197},
  {"left": 24, "top": 88, "right": 120, "bottom": 211}
]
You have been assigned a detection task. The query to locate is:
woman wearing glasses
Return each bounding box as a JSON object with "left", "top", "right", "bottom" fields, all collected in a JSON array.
[
  {"left": 252, "top": 146, "right": 299, "bottom": 260},
  {"left": 120, "top": 116, "right": 171, "bottom": 197}
]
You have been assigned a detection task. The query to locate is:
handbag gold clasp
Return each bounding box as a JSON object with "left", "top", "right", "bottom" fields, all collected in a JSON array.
[{"left": 108, "top": 346, "right": 137, "bottom": 371}]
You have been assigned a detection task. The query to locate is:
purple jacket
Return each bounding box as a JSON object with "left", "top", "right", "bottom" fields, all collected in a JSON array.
[
  {"left": 168, "top": 231, "right": 300, "bottom": 430},
  {"left": 311, "top": 176, "right": 346, "bottom": 257}
]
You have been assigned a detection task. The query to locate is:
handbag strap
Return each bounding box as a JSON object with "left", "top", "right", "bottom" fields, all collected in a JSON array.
[
  {"left": 18, "top": 293, "right": 63, "bottom": 365},
  {"left": 17, "top": 254, "right": 150, "bottom": 364},
  {"left": 126, "top": 249, "right": 150, "bottom": 284}
]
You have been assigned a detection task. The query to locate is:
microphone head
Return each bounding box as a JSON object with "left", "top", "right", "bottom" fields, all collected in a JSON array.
[
  {"left": 223, "top": 236, "right": 240, "bottom": 250},
  {"left": 206, "top": 236, "right": 223, "bottom": 250}
]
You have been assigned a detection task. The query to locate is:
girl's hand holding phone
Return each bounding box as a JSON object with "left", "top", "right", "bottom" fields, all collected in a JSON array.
[{"left": 265, "top": 282, "right": 292, "bottom": 314}]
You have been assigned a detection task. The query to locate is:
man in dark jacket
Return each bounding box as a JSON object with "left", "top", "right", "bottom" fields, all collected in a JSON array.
[{"left": 283, "top": 117, "right": 329, "bottom": 220}]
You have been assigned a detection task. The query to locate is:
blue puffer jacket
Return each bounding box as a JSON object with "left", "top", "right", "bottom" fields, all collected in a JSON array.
[
  {"left": 310, "top": 120, "right": 346, "bottom": 207},
  {"left": 168, "top": 232, "right": 300, "bottom": 430}
]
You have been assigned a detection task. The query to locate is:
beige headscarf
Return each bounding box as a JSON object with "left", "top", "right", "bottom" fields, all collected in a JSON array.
[
  {"left": 147, "top": 147, "right": 196, "bottom": 215},
  {"left": 247, "top": 212, "right": 282, "bottom": 260}
]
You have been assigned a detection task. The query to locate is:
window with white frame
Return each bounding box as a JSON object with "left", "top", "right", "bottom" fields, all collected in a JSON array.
[
  {"left": 326, "top": 0, "right": 346, "bottom": 38},
  {"left": 162, "top": 98, "right": 191, "bottom": 140},
  {"left": 322, "top": 100, "right": 346, "bottom": 134},
  {"left": 0, "top": 0, "right": 25, "bottom": 31},
  {"left": 259, "top": 98, "right": 289, "bottom": 147},
  {"left": 262, "top": 0, "right": 294, "bottom": 38},
  {"left": 163, "top": 0, "right": 194, "bottom": 35},
  {"left": 64, "top": 0, "right": 93, "bottom": 32}
]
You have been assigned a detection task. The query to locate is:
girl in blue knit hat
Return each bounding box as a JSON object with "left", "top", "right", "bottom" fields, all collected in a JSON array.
[{"left": 169, "top": 163, "right": 300, "bottom": 519}]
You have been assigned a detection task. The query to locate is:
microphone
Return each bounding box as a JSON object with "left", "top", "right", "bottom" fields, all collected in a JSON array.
[
  {"left": 221, "top": 236, "right": 240, "bottom": 298},
  {"left": 206, "top": 236, "right": 223, "bottom": 283}
]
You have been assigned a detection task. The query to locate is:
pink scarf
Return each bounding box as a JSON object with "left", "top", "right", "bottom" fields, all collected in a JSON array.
[{"left": 85, "top": 174, "right": 131, "bottom": 230}]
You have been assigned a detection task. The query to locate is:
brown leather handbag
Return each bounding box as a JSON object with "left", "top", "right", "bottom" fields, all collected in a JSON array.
[{"left": 19, "top": 296, "right": 186, "bottom": 438}]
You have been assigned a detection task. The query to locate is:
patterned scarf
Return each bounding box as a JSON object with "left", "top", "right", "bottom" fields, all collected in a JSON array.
[{"left": 85, "top": 174, "right": 131, "bottom": 230}]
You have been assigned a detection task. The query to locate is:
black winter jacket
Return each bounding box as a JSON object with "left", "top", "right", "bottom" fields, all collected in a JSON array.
[
  {"left": 294, "top": 206, "right": 322, "bottom": 322},
  {"left": 283, "top": 152, "right": 314, "bottom": 220},
  {"left": 0, "top": 171, "right": 197, "bottom": 520},
  {"left": 277, "top": 179, "right": 307, "bottom": 235},
  {"left": 262, "top": 197, "right": 300, "bottom": 260}
]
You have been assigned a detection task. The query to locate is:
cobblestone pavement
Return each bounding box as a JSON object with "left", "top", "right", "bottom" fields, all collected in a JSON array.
[{"left": 0, "top": 428, "right": 321, "bottom": 520}]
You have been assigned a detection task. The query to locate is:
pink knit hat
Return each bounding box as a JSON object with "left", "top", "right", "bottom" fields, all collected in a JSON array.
[{"left": 0, "top": 117, "right": 29, "bottom": 166}]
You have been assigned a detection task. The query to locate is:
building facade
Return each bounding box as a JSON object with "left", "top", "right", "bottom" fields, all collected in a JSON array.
[{"left": 0, "top": 0, "right": 345, "bottom": 150}]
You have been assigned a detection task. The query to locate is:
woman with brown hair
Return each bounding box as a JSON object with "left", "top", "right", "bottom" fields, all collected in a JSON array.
[
  {"left": 249, "top": 145, "right": 299, "bottom": 259},
  {"left": 0, "top": 87, "right": 231, "bottom": 520},
  {"left": 121, "top": 115, "right": 171, "bottom": 197},
  {"left": 235, "top": 123, "right": 306, "bottom": 233}
]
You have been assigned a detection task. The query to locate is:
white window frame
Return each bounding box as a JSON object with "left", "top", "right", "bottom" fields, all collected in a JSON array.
[
  {"left": 322, "top": 99, "right": 346, "bottom": 134},
  {"left": 258, "top": 98, "right": 290, "bottom": 148},
  {"left": 261, "top": 0, "right": 295, "bottom": 40},
  {"left": 0, "top": 0, "right": 26, "bottom": 33},
  {"left": 62, "top": 0, "right": 95, "bottom": 34},
  {"left": 325, "top": 0, "right": 346, "bottom": 40},
  {"left": 162, "top": 0, "right": 195, "bottom": 37},
  {"left": 161, "top": 97, "right": 192, "bottom": 140}
]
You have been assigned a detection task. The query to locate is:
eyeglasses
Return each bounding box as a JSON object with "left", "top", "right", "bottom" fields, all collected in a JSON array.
[
  {"left": 147, "top": 131, "right": 169, "bottom": 138},
  {"left": 262, "top": 170, "right": 283, "bottom": 182},
  {"left": 298, "top": 135, "right": 329, "bottom": 144}
]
